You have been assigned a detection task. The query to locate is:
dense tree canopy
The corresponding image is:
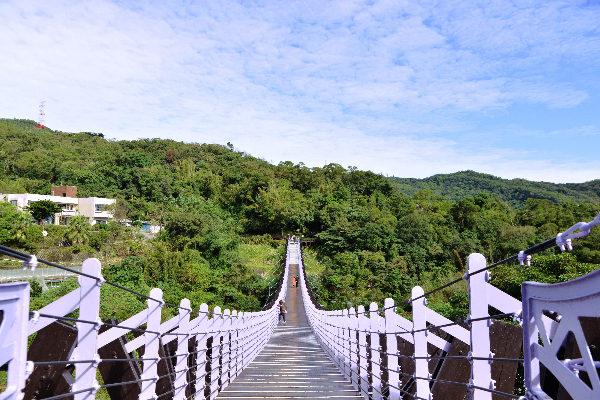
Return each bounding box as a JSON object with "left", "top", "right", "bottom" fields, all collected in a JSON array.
[{"left": 2, "top": 118, "right": 599, "bottom": 318}]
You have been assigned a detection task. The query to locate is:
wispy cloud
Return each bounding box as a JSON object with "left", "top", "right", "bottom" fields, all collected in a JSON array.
[{"left": 1, "top": 0, "right": 599, "bottom": 183}]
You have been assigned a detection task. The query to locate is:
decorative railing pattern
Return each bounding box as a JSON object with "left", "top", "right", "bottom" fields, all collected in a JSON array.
[
  {"left": 299, "top": 213, "right": 600, "bottom": 400},
  {"left": 0, "top": 242, "right": 290, "bottom": 400}
]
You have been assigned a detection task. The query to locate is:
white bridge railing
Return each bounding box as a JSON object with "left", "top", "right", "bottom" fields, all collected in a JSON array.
[
  {"left": 0, "top": 242, "right": 291, "bottom": 400},
  {"left": 299, "top": 213, "right": 600, "bottom": 400}
]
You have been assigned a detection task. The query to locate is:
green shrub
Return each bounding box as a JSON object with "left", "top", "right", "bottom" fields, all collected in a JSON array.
[
  {"left": 71, "top": 245, "right": 95, "bottom": 254},
  {"left": 28, "top": 279, "right": 43, "bottom": 298},
  {"left": 0, "top": 201, "right": 42, "bottom": 249},
  {"left": 88, "top": 230, "right": 109, "bottom": 251},
  {"left": 492, "top": 252, "right": 599, "bottom": 299},
  {"left": 98, "top": 230, "right": 110, "bottom": 242}
]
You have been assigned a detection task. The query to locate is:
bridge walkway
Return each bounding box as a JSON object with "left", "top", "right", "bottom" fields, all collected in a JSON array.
[{"left": 217, "top": 244, "right": 362, "bottom": 399}]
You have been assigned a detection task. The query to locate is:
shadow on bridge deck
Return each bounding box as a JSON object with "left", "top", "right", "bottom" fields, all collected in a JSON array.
[{"left": 217, "top": 262, "right": 362, "bottom": 399}]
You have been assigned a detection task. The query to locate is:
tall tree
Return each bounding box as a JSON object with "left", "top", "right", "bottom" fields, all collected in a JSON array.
[{"left": 25, "top": 199, "right": 62, "bottom": 229}]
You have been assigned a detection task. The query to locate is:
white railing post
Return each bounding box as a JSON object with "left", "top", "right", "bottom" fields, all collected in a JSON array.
[
  {"left": 328, "top": 310, "right": 342, "bottom": 367},
  {"left": 349, "top": 306, "right": 359, "bottom": 389},
  {"left": 314, "top": 311, "right": 324, "bottom": 349},
  {"left": 370, "top": 302, "right": 382, "bottom": 400},
  {"left": 194, "top": 303, "right": 209, "bottom": 399},
  {"left": 237, "top": 310, "right": 243, "bottom": 370},
  {"left": 140, "top": 288, "right": 164, "bottom": 400},
  {"left": 173, "top": 298, "right": 191, "bottom": 400},
  {"left": 235, "top": 311, "right": 243, "bottom": 371},
  {"left": 326, "top": 311, "right": 336, "bottom": 362},
  {"left": 242, "top": 313, "right": 253, "bottom": 370},
  {"left": 333, "top": 310, "right": 340, "bottom": 367},
  {"left": 241, "top": 312, "right": 250, "bottom": 370},
  {"left": 341, "top": 309, "right": 347, "bottom": 372},
  {"left": 412, "top": 286, "right": 431, "bottom": 400},
  {"left": 210, "top": 306, "right": 222, "bottom": 399},
  {"left": 357, "top": 305, "right": 368, "bottom": 397},
  {"left": 467, "top": 253, "right": 493, "bottom": 400},
  {"left": 331, "top": 310, "right": 340, "bottom": 366},
  {"left": 250, "top": 312, "right": 258, "bottom": 365},
  {"left": 230, "top": 310, "right": 239, "bottom": 379},
  {"left": 222, "top": 309, "right": 231, "bottom": 389},
  {"left": 74, "top": 258, "right": 103, "bottom": 400},
  {"left": 238, "top": 310, "right": 245, "bottom": 376},
  {"left": 247, "top": 313, "right": 257, "bottom": 365},
  {"left": 342, "top": 309, "right": 351, "bottom": 379},
  {"left": 239, "top": 311, "right": 247, "bottom": 373},
  {"left": 257, "top": 312, "right": 266, "bottom": 359},
  {"left": 385, "top": 298, "right": 400, "bottom": 400},
  {"left": 0, "top": 282, "right": 31, "bottom": 400}
]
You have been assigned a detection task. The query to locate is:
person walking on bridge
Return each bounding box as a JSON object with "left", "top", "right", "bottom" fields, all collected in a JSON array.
[{"left": 278, "top": 300, "right": 287, "bottom": 324}]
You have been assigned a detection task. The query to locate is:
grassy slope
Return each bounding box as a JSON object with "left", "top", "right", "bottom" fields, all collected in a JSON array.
[
  {"left": 302, "top": 247, "right": 326, "bottom": 275},
  {"left": 238, "top": 243, "right": 285, "bottom": 273}
]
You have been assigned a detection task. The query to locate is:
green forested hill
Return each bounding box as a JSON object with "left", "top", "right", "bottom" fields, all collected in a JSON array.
[
  {"left": 388, "top": 171, "right": 600, "bottom": 206},
  {"left": 1, "top": 118, "right": 599, "bottom": 320},
  {"left": 0, "top": 118, "right": 392, "bottom": 230}
]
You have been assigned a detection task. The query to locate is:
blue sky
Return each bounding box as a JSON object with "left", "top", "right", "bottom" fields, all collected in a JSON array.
[{"left": 1, "top": 0, "right": 599, "bottom": 183}]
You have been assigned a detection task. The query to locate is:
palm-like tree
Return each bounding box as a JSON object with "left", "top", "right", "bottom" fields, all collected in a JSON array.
[{"left": 65, "top": 216, "right": 92, "bottom": 245}]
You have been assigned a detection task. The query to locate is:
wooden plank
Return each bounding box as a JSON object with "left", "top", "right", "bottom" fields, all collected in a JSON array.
[
  {"left": 133, "top": 328, "right": 176, "bottom": 399},
  {"left": 156, "top": 338, "right": 176, "bottom": 400},
  {"left": 24, "top": 321, "right": 78, "bottom": 400},
  {"left": 186, "top": 337, "right": 197, "bottom": 399},
  {"left": 431, "top": 335, "right": 470, "bottom": 400},
  {"left": 97, "top": 318, "right": 142, "bottom": 400},
  {"left": 490, "top": 320, "right": 523, "bottom": 400}
]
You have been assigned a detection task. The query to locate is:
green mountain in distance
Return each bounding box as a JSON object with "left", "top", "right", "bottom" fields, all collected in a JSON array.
[
  {"left": 1, "top": 117, "right": 598, "bottom": 208},
  {"left": 388, "top": 171, "right": 600, "bottom": 207}
]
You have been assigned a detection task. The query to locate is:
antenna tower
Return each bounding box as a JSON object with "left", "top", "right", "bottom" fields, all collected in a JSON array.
[{"left": 36, "top": 101, "right": 46, "bottom": 129}]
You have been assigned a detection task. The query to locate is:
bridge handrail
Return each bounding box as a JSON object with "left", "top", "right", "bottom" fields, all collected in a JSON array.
[
  {"left": 0, "top": 241, "right": 291, "bottom": 400},
  {"left": 298, "top": 213, "right": 600, "bottom": 400}
]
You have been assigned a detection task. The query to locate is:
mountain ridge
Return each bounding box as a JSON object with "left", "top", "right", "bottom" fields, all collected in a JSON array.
[
  {"left": 2, "top": 118, "right": 598, "bottom": 207},
  {"left": 388, "top": 170, "right": 600, "bottom": 206}
]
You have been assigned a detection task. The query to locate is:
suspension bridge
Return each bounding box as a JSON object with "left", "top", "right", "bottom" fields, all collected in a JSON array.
[
  {"left": 218, "top": 242, "right": 362, "bottom": 399},
  {"left": 1, "top": 212, "right": 600, "bottom": 400}
]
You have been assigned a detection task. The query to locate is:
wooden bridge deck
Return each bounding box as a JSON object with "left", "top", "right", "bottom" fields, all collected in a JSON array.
[{"left": 217, "top": 261, "right": 362, "bottom": 399}]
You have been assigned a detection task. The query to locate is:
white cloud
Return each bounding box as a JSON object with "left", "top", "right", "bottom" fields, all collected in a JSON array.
[{"left": 1, "top": 0, "right": 599, "bottom": 183}]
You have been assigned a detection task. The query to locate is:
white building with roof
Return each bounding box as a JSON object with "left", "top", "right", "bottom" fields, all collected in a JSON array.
[
  {"left": 0, "top": 186, "right": 115, "bottom": 225},
  {"left": 77, "top": 197, "right": 115, "bottom": 225}
]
